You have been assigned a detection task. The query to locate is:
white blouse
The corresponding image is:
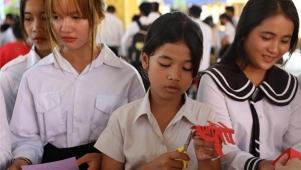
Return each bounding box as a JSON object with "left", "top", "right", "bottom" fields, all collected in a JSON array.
[{"left": 10, "top": 45, "right": 146, "bottom": 164}]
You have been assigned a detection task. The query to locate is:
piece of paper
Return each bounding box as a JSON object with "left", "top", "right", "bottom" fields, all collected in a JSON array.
[
  {"left": 22, "top": 157, "right": 79, "bottom": 170},
  {"left": 191, "top": 121, "right": 235, "bottom": 158},
  {"left": 272, "top": 148, "right": 301, "bottom": 166}
]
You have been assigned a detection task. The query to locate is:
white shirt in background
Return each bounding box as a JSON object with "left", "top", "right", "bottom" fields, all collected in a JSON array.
[
  {"left": 0, "top": 45, "right": 41, "bottom": 123},
  {"left": 191, "top": 18, "right": 212, "bottom": 72},
  {"left": 224, "top": 22, "right": 235, "bottom": 44},
  {"left": 10, "top": 44, "right": 145, "bottom": 164},
  {"left": 120, "top": 16, "right": 151, "bottom": 56},
  {"left": 148, "top": 12, "right": 160, "bottom": 23},
  {"left": 0, "top": 27, "right": 16, "bottom": 47},
  {"left": 0, "top": 88, "right": 12, "bottom": 170},
  {"left": 100, "top": 12, "right": 124, "bottom": 47},
  {"left": 95, "top": 90, "right": 218, "bottom": 170},
  {"left": 298, "top": 74, "right": 301, "bottom": 86}
]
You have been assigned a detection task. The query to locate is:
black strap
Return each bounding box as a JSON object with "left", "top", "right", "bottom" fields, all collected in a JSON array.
[
  {"left": 248, "top": 88, "right": 263, "bottom": 157},
  {"left": 42, "top": 142, "right": 100, "bottom": 170}
]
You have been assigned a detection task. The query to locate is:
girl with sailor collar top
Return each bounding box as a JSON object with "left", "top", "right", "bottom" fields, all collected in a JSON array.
[{"left": 197, "top": 0, "right": 301, "bottom": 170}]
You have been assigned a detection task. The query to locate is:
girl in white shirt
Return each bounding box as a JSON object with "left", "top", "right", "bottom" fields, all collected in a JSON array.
[
  {"left": 9, "top": 0, "right": 145, "bottom": 170},
  {"left": 0, "top": 88, "right": 12, "bottom": 170},
  {"left": 95, "top": 12, "right": 222, "bottom": 170},
  {"left": 197, "top": 0, "right": 301, "bottom": 170},
  {"left": 0, "top": 0, "right": 51, "bottom": 123}
]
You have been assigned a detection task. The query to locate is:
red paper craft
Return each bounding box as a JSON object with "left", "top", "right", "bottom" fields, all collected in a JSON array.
[
  {"left": 271, "top": 148, "right": 301, "bottom": 166},
  {"left": 191, "top": 121, "right": 235, "bottom": 158}
]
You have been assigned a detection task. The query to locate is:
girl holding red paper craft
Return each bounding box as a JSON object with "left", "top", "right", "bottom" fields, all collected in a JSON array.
[
  {"left": 9, "top": 0, "right": 145, "bottom": 170},
  {"left": 94, "top": 12, "right": 223, "bottom": 170},
  {"left": 197, "top": 0, "right": 301, "bottom": 169}
]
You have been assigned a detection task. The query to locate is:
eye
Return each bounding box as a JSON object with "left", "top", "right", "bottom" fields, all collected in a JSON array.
[
  {"left": 52, "top": 15, "right": 59, "bottom": 20},
  {"left": 73, "top": 16, "right": 80, "bottom": 20},
  {"left": 281, "top": 40, "right": 290, "bottom": 44},
  {"left": 42, "top": 16, "right": 46, "bottom": 20},
  {"left": 182, "top": 67, "right": 192, "bottom": 71},
  {"left": 24, "top": 17, "right": 33, "bottom": 22},
  {"left": 261, "top": 36, "right": 271, "bottom": 41},
  {"left": 159, "top": 63, "right": 170, "bottom": 67}
]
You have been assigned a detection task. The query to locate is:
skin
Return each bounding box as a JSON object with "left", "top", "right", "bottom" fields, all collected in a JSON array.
[
  {"left": 51, "top": 0, "right": 101, "bottom": 73},
  {"left": 9, "top": 0, "right": 51, "bottom": 169},
  {"left": 275, "top": 153, "right": 301, "bottom": 170},
  {"left": 24, "top": 0, "right": 51, "bottom": 57},
  {"left": 241, "top": 14, "right": 293, "bottom": 87}
]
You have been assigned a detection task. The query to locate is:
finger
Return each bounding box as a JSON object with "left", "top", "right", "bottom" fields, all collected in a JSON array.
[
  {"left": 77, "top": 155, "right": 88, "bottom": 166},
  {"left": 275, "top": 153, "right": 289, "bottom": 167},
  {"left": 170, "top": 151, "right": 190, "bottom": 161},
  {"left": 199, "top": 147, "right": 218, "bottom": 158},
  {"left": 170, "top": 159, "right": 187, "bottom": 169}
]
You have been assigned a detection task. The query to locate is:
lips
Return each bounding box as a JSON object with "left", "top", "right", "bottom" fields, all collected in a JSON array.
[
  {"left": 33, "top": 37, "right": 47, "bottom": 43},
  {"left": 263, "top": 55, "right": 276, "bottom": 63},
  {"left": 166, "top": 85, "right": 179, "bottom": 93},
  {"left": 62, "top": 37, "right": 76, "bottom": 42}
]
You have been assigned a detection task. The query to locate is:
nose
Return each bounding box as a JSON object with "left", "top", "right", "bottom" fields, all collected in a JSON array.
[
  {"left": 32, "top": 19, "right": 43, "bottom": 33},
  {"left": 61, "top": 18, "right": 72, "bottom": 33},
  {"left": 168, "top": 66, "right": 181, "bottom": 81},
  {"left": 267, "top": 40, "right": 280, "bottom": 54}
]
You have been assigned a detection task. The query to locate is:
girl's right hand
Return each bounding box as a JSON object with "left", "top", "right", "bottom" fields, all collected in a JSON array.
[
  {"left": 9, "top": 159, "right": 30, "bottom": 170},
  {"left": 138, "top": 151, "right": 190, "bottom": 170}
]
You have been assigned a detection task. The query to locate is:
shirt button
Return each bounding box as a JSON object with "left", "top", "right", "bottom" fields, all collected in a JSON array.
[
  {"left": 41, "top": 106, "right": 46, "bottom": 112},
  {"left": 74, "top": 102, "right": 79, "bottom": 107},
  {"left": 73, "top": 127, "right": 79, "bottom": 131}
]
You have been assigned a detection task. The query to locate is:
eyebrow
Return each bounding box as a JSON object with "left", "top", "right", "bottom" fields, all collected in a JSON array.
[
  {"left": 158, "top": 55, "right": 192, "bottom": 63},
  {"left": 261, "top": 31, "right": 292, "bottom": 38},
  {"left": 24, "top": 11, "right": 45, "bottom": 15}
]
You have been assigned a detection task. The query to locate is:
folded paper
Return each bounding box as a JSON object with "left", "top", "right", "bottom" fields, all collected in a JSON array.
[
  {"left": 272, "top": 148, "right": 301, "bottom": 166},
  {"left": 22, "top": 157, "right": 79, "bottom": 170}
]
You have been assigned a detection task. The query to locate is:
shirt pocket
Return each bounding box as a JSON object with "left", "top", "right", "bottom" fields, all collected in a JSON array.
[
  {"left": 90, "top": 95, "right": 128, "bottom": 139},
  {"left": 34, "top": 92, "right": 66, "bottom": 141}
]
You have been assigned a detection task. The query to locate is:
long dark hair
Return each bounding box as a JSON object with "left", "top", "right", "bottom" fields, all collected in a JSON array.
[{"left": 221, "top": 0, "right": 299, "bottom": 69}]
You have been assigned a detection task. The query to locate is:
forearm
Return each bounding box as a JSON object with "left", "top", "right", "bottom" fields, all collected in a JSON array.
[{"left": 198, "top": 159, "right": 221, "bottom": 170}]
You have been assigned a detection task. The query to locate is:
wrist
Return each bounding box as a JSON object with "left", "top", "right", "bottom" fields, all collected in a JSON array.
[{"left": 13, "top": 157, "right": 32, "bottom": 165}]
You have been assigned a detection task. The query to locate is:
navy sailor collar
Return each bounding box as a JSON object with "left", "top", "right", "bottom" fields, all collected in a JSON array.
[{"left": 203, "top": 61, "right": 298, "bottom": 106}]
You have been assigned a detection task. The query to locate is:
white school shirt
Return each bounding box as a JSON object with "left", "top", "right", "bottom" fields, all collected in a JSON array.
[
  {"left": 224, "top": 22, "right": 235, "bottom": 44},
  {"left": 0, "top": 46, "right": 41, "bottom": 123},
  {"left": 197, "top": 64, "right": 301, "bottom": 170},
  {"left": 120, "top": 16, "right": 151, "bottom": 56},
  {"left": 191, "top": 18, "right": 212, "bottom": 72},
  {"left": 0, "top": 27, "right": 15, "bottom": 47},
  {"left": 0, "top": 88, "right": 12, "bottom": 170},
  {"left": 95, "top": 90, "right": 219, "bottom": 170},
  {"left": 100, "top": 12, "right": 124, "bottom": 47},
  {"left": 10, "top": 44, "right": 146, "bottom": 164}
]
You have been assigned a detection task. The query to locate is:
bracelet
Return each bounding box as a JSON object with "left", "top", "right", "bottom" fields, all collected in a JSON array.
[
  {"left": 13, "top": 157, "right": 33, "bottom": 165},
  {"left": 211, "top": 156, "right": 221, "bottom": 161}
]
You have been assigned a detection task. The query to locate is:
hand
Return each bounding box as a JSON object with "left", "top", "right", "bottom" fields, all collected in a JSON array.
[
  {"left": 258, "top": 160, "right": 274, "bottom": 170},
  {"left": 9, "top": 159, "right": 30, "bottom": 170},
  {"left": 77, "top": 153, "right": 102, "bottom": 170},
  {"left": 138, "top": 151, "right": 190, "bottom": 170},
  {"left": 193, "top": 134, "right": 220, "bottom": 161},
  {"left": 275, "top": 153, "right": 301, "bottom": 170}
]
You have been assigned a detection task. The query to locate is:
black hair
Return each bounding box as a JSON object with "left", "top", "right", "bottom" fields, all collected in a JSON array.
[
  {"left": 225, "top": 6, "right": 234, "bottom": 14},
  {"left": 107, "top": 5, "right": 116, "bottom": 13},
  {"left": 12, "top": 20, "right": 24, "bottom": 40},
  {"left": 0, "top": 23, "right": 10, "bottom": 32},
  {"left": 221, "top": 0, "right": 299, "bottom": 69},
  {"left": 142, "top": 11, "right": 203, "bottom": 78},
  {"left": 19, "top": 0, "right": 29, "bottom": 41},
  {"left": 151, "top": 2, "right": 159, "bottom": 12},
  {"left": 219, "top": 13, "right": 231, "bottom": 21},
  {"left": 189, "top": 5, "right": 201, "bottom": 18},
  {"left": 5, "top": 13, "right": 14, "bottom": 20},
  {"left": 139, "top": 2, "right": 152, "bottom": 16},
  {"left": 203, "top": 16, "right": 213, "bottom": 27}
]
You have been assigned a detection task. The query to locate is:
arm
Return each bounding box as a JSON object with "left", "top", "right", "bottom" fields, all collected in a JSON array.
[
  {"left": 196, "top": 74, "right": 266, "bottom": 170},
  {"left": 128, "top": 71, "right": 146, "bottom": 102},
  {"left": 0, "top": 88, "right": 12, "bottom": 170},
  {"left": 0, "top": 70, "right": 16, "bottom": 123},
  {"left": 101, "top": 154, "right": 124, "bottom": 170},
  {"left": 9, "top": 74, "right": 43, "bottom": 168}
]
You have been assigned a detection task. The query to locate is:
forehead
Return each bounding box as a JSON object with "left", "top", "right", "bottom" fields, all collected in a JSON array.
[
  {"left": 53, "top": 0, "right": 80, "bottom": 14},
  {"left": 254, "top": 14, "right": 294, "bottom": 36},
  {"left": 155, "top": 42, "right": 191, "bottom": 61}
]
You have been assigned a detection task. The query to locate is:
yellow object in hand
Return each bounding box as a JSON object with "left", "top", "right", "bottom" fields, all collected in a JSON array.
[{"left": 176, "top": 130, "right": 192, "bottom": 169}]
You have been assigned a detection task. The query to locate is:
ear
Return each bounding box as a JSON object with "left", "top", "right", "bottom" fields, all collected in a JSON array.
[{"left": 141, "top": 52, "right": 149, "bottom": 69}]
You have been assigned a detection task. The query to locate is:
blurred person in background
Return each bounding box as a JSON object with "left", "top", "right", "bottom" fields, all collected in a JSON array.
[
  {"left": 148, "top": 2, "right": 161, "bottom": 23},
  {"left": 0, "top": 20, "right": 30, "bottom": 68},
  {"left": 100, "top": 5, "right": 123, "bottom": 56},
  {"left": 218, "top": 13, "right": 235, "bottom": 59},
  {"left": 0, "top": 13, "right": 17, "bottom": 47},
  {"left": 225, "top": 6, "right": 238, "bottom": 27}
]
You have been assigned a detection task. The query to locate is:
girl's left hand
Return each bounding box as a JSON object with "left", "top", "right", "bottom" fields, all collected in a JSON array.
[
  {"left": 77, "top": 153, "right": 102, "bottom": 170},
  {"left": 193, "top": 134, "right": 220, "bottom": 162}
]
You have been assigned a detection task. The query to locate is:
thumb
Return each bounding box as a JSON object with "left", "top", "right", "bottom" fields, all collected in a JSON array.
[
  {"left": 275, "top": 153, "right": 289, "bottom": 167},
  {"left": 77, "top": 155, "right": 88, "bottom": 166}
]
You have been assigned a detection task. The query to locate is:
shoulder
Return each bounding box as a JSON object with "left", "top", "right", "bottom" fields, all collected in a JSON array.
[
  {"left": 110, "top": 98, "right": 143, "bottom": 122},
  {"left": 1, "top": 53, "right": 28, "bottom": 72}
]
